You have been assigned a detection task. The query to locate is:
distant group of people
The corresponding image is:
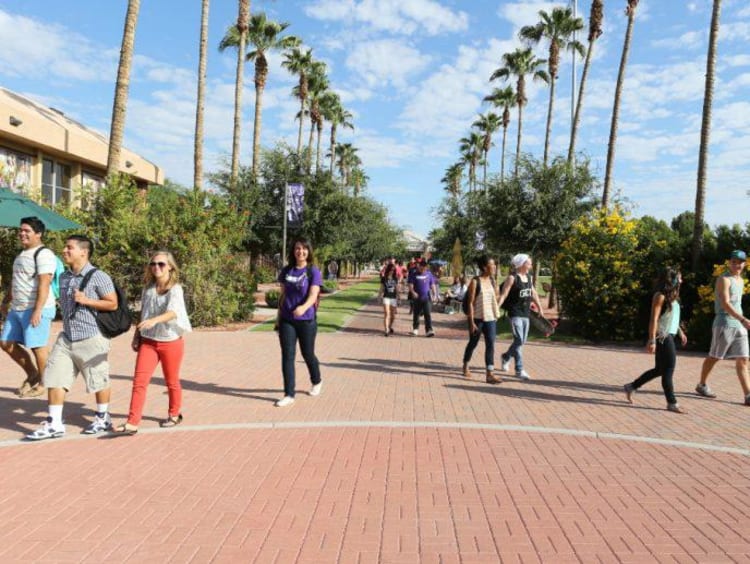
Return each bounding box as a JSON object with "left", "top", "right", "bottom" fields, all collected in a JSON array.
[{"left": 378, "top": 249, "right": 749, "bottom": 413}]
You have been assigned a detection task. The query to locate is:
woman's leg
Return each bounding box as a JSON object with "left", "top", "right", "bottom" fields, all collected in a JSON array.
[
  {"left": 463, "top": 319, "right": 483, "bottom": 365},
  {"left": 127, "top": 339, "right": 159, "bottom": 425},
  {"left": 483, "top": 320, "right": 497, "bottom": 371},
  {"left": 658, "top": 336, "right": 678, "bottom": 405},
  {"left": 383, "top": 303, "right": 390, "bottom": 334},
  {"left": 296, "top": 320, "right": 321, "bottom": 386},
  {"left": 158, "top": 338, "right": 185, "bottom": 418},
  {"left": 389, "top": 305, "right": 397, "bottom": 331},
  {"left": 278, "top": 320, "right": 298, "bottom": 397}
]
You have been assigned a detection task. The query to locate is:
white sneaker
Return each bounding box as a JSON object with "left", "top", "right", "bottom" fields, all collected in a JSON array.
[
  {"left": 26, "top": 418, "right": 65, "bottom": 441},
  {"left": 426, "top": 330, "right": 435, "bottom": 338},
  {"left": 309, "top": 383, "right": 322, "bottom": 397},
  {"left": 83, "top": 412, "right": 112, "bottom": 434},
  {"left": 517, "top": 370, "right": 531, "bottom": 380},
  {"left": 500, "top": 357, "right": 511, "bottom": 372},
  {"left": 411, "top": 329, "right": 418, "bottom": 336},
  {"left": 276, "top": 396, "right": 295, "bottom": 407},
  {"left": 695, "top": 384, "right": 717, "bottom": 398}
]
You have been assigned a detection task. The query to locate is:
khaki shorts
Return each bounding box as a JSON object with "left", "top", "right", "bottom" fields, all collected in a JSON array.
[
  {"left": 382, "top": 297, "right": 398, "bottom": 308},
  {"left": 708, "top": 325, "right": 749, "bottom": 359},
  {"left": 43, "top": 334, "right": 111, "bottom": 393}
]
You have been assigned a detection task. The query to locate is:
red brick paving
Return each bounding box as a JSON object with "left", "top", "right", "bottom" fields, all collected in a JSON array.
[{"left": 0, "top": 298, "right": 748, "bottom": 562}]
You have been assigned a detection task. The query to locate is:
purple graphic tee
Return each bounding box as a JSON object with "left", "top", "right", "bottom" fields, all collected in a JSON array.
[
  {"left": 408, "top": 270, "right": 435, "bottom": 301},
  {"left": 278, "top": 265, "right": 323, "bottom": 321}
]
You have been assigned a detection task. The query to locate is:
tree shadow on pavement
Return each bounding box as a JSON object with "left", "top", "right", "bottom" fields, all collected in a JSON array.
[{"left": 328, "top": 357, "right": 468, "bottom": 380}]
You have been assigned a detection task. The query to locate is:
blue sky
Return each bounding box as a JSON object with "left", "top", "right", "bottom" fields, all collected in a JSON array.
[{"left": 1, "top": 1, "right": 748, "bottom": 238}]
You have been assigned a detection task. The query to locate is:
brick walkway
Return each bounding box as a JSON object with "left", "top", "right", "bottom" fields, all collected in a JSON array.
[{"left": 0, "top": 298, "right": 748, "bottom": 563}]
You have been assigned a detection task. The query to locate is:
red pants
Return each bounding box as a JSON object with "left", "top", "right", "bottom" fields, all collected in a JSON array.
[{"left": 127, "top": 337, "right": 184, "bottom": 425}]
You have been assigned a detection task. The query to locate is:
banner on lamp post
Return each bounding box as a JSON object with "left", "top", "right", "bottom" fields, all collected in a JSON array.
[
  {"left": 286, "top": 183, "right": 304, "bottom": 227},
  {"left": 474, "top": 230, "right": 485, "bottom": 251}
]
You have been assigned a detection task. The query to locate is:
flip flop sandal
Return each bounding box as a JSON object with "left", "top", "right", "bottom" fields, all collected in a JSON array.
[
  {"left": 112, "top": 423, "right": 138, "bottom": 435},
  {"left": 21, "top": 383, "right": 46, "bottom": 398},
  {"left": 159, "top": 414, "right": 183, "bottom": 428}
]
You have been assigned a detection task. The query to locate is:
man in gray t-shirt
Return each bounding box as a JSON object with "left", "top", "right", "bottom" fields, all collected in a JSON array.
[
  {"left": 695, "top": 250, "right": 750, "bottom": 406},
  {"left": 0, "top": 217, "right": 56, "bottom": 398}
]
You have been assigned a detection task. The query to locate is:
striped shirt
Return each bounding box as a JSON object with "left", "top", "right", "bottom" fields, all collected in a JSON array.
[{"left": 59, "top": 263, "right": 116, "bottom": 341}]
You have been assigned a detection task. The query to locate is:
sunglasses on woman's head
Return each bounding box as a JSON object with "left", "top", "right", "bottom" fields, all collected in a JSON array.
[{"left": 149, "top": 261, "right": 167, "bottom": 268}]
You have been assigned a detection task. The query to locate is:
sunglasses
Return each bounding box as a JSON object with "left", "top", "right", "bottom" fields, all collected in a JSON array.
[{"left": 149, "top": 261, "right": 168, "bottom": 268}]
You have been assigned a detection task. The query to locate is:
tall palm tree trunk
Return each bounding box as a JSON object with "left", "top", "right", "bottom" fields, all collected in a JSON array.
[
  {"left": 515, "top": 103, "right": 523, "bottom": 177},
  {"left": 107, "top": 0, "right": 141, "bottom": 178},
  {"left": 329, "top": 125, "right": 337, "bottom": 175},
  {"left": 543, "top": 77, "right": 555, "bottom": 166},
  {"left": 230, "top": 0, "right": 250, "bottom": 188},
  {"left": 251, "top": 57, "right": 266, "bottom": 176},
  {"left": 315, "top": 124, "right": 323, "bottom": 172},
  {"left": 193, "top": 0, "right": 210, "bottom": 190},
  {"left": 692, "top": 0, "right": 721, "bottom": 271},
  {"left": 297, "top": 97, "right": 305, "bottom": 154},
  {"left": 307, "top": 120, "right": 315, "bottom": 173},
  {"left": 482, "top": 150, "right": 488, "bottom": 188},
  {"left": 500, "top": 126, "right": 508, "bottom": 182},
  {"left": 603, "top": 3, "right": 638, "bottom": 210},
  {"left": 568, "top": 40, "right": 594, "bottom": 163}
]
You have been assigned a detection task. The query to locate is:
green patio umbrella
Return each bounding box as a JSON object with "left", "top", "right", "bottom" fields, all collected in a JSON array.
[{"left": 0, "top": 188, "right": 82, "bottom": 231}]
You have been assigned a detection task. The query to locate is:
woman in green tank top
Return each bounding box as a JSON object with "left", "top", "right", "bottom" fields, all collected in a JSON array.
[{"left": 623, "top": 267, "right": 687, "bottom": 413}]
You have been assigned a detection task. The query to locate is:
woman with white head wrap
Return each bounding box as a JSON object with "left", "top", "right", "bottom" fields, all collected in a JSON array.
[{"left": 497, "top": 253, "right": 545, "bottom": 379}]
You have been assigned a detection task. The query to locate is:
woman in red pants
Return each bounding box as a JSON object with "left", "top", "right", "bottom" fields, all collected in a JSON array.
[{"left": 113, "top": 251, "right": 192, "bottom": 434}]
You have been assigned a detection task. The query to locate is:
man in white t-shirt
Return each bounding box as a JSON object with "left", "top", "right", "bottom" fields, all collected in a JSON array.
[{"left": 0, "top": 217, "right": 57, "bottom": 398}]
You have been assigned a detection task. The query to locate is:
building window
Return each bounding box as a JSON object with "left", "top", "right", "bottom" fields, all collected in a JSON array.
[
  {"left": 42, "top": 159, "right": 72, "bottom": 206},
  {"left": 0, "top": 146, "right": 33, "bottom": 192},
  {"left": 81, "top": 171, "right": 105, "bottom": 210}
]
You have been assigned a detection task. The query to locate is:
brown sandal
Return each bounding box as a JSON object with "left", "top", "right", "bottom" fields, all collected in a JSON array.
[
  {"left": 159, "top": 414, "right": 183, "bottom": 428},
  {"left": 113, "top": 423, "right": 138, "bottom": 435}
]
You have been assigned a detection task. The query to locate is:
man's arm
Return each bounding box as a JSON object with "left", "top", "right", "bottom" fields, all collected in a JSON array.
[
  {"left": 497, "top": 274, "right": 515, "bottom": 308},
  {"left": 30, "top": 273, "right": 53, "bottom": 327},
  {"left": 73, "top": 289, "right": 118, "bottom": 312}
]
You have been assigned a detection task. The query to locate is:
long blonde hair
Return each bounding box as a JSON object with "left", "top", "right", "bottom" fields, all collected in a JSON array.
[{"left": 144, "top": 250, "right": 180, "bottom": 290}]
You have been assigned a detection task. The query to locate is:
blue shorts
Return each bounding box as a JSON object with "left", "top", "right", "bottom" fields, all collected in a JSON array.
[{"left": 0, "top": 307, "right": 55, "bottom": 348}]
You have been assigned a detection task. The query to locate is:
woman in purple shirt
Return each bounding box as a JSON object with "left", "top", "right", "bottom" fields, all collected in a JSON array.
[{"left": 274, "top": 238, "right": 323, "bottom": 407}]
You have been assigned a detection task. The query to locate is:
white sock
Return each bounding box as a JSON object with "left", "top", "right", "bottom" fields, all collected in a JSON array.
[
  {"left": 96, "top": 403, "right": 109, "bottom": 416},
  {"left": 48, "top": 404, "right": 63, "bottom": 426}
]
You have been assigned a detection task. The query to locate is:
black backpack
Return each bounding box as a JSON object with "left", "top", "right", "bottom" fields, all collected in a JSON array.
[{"left": 77, "top": 268, "right": 132, "bottom": 338}]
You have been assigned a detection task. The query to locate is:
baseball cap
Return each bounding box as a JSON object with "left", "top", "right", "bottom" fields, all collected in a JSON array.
[{"left": 729, "top": 250, "right": 747, "bottom": 261}]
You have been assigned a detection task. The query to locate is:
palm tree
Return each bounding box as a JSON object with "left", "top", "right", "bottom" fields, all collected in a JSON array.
[
  {"left": 217, "top": 0, "right": 249, "bottom": 188},
  {"left": 441, "top": 163, "right": 464, "bottom": 198},
  {"left": 473, "top": 112, "right": 502, "bottom": 188},
  {"left": 568, "top": 0, "right": 604, "bottom": 164},
  {"left": 193, "top": 0, "right": 210, "bottom": 190},
  {"left": 603, "top": 0, "right": 640, "bottom": 210},
  {"left": 107, "top": 0, "right": 141, "bottom": 178},
  {"left": 350, "top": 166, "right": 369, "bottom": 196},
  {"left": 335, "top": 143, "right": 360, "bottom": 188},
  {"left": 520, "top": 7, "right": 585, "bottom": 166},
  {"left": 459, "top": 132, "right": 483, "bottom": 192},
  {"left": 692, "top": 0, "right": 722, "bottom": 271},
  {"left": 282, "top": 47, "right": 314, "bottom": 155},
  {"left": 304, "top": 63, "right": 329, "bottom": 173},
  {"left": 245, "top": 14, "right": 300, "bottom": 176},
  {"left": 490, "top": 48, "right": 548, "bottom": 177},
  {"left": 483, "top": 86, "right": 515, "bottom": 182},
  {"left": 320, "top": 93, "right": 354, "bottom": 175}
]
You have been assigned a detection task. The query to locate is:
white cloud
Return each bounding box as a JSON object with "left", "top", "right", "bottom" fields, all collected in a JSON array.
[
  {"left": 345, "top": 39, "right": 431, "bottom": 89},
  {"left": 722, "top": 21, "right": 750, "bottom": 42},
  {"left": 304, "top": 0, "right": 468, "bottom": 36},
  {"left": 0, "top": 9, "right": 116, "bottom": 81},
  {"left": 651, "top": 30, "right": 704, "bottom": 50},
  {"left": 496, "top": 2, "right": 559, "bottom": 31}
]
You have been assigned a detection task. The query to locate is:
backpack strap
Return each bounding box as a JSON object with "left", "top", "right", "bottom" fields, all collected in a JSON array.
[
  {"left": 74, "top": 268, "right": 98, "bottom": 314},
  {"left": 33, "top": 246, "right": 47, "bottom": 277}
]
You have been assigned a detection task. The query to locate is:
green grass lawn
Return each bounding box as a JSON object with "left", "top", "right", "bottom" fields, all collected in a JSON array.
[{"left": 252, "top": 278, "right": 381, "bottom": 333}]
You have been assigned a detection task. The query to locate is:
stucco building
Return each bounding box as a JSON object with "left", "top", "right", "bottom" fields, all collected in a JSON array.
[{"left": 0, "top": 87, "right": 162, "bottom": 205}]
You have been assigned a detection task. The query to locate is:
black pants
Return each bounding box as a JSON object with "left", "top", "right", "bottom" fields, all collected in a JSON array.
[
  {"left": 630, "top": 334, "right": 677, "bottom": 405},
  {"left": 279, "top": 318, "right": 321, "bottom": 398},
  {"left": 412, "top": 299, "right": 432, "bottom": 331}
]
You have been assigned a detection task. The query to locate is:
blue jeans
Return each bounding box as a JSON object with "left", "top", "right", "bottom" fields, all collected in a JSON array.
[
  {"left": 463, "top": 319, "right": 496, "bottom": 370},
  {"left": 502, "top": 316, "right": 529, "bottom": 373},
  {"left": 279, "top": 318, "right": 321, "bottom": 398}
]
